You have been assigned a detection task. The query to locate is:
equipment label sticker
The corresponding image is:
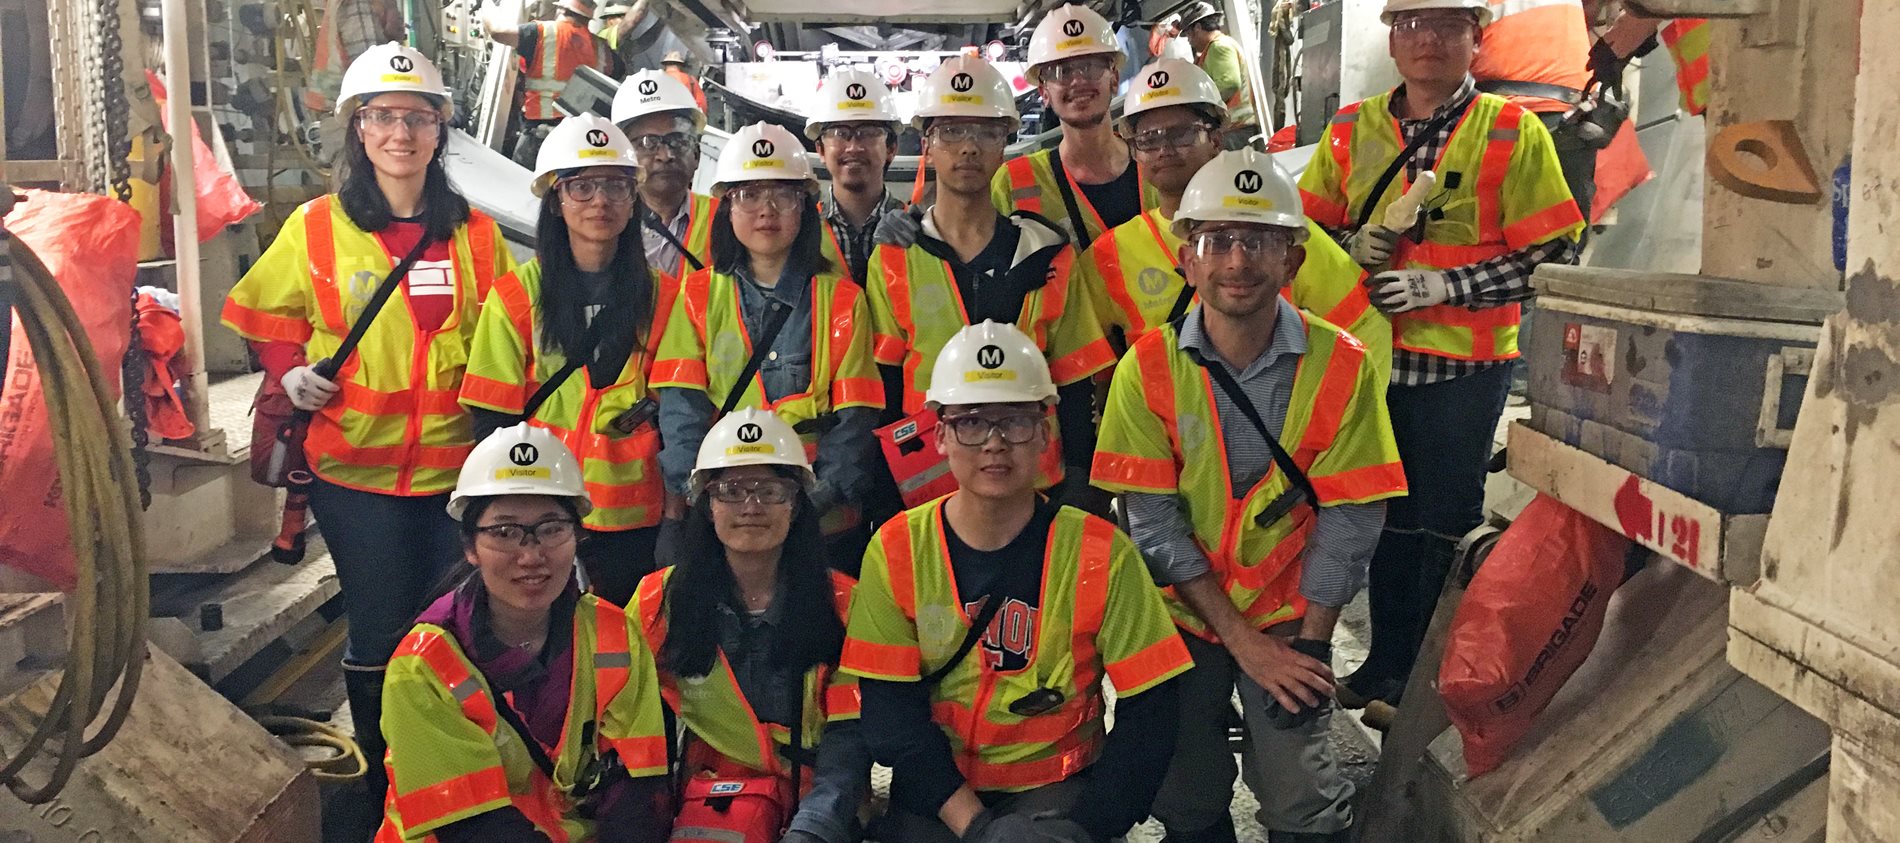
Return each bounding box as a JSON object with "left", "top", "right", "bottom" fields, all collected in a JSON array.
[{"left": 1563, "top": 323, "right": 1616, "bottom": 392}]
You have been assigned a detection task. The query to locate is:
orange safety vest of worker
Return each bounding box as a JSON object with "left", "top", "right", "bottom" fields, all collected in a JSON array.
[
  {"left": 664, "top": 66, "right": 709, "bottom": 113},
  {"left": 220, "top": 196, "right": 513, "bottom": 495},
  {"left": 305, "top": 0, "right": 404, "bottom": 112},
  {"left": 1469, "top": 0, "right": 1592, "bottom": 114},
  {"left": 521, "top": 18, "right": 610, "bottom": 121},
  {"left": 1660, "top": 19, "right": 1710, "bottom": 116}
]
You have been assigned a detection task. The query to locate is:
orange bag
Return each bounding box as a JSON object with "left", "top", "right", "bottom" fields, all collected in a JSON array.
[
  {"left": 670, "top": 774, "right": 793, "bottom": 843},
  {"left": 146, "top": 70, "right": 263, "bottom": 245},
  {"left": 1439, "top": 494, "right": 1633, "bottom": 777},
  {"left": 877, "top": 406, "right": 958, "bottom": 509}
]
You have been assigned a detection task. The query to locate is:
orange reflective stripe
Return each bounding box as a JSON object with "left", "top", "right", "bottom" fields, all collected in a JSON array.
[
  {"left": 1067, "top": 518, "right": 1114, "bottom": 677},
  {"left": 460, "top": 373, "right": 527, "bottom": 414},
  {"left": 1294, "top": 329, "right": 1362, "bottom": 466},
  {"left": 961, "top": 739, "right": 1098, "bottom": 791},
  {"left": 1319, "top": 274, "right": 1372, "bottom": 331},
  {"left": 1503, "top": 196, "right": 1586, "bottom": 248},
  {"left": 220, "top": 300, "right": 312, "bottom": 343},
  {"left": 394, "top": 765, "right": 511, "bottom": 830},
  {"left": 1309, "top": 460, "right": 1407, "bottom": 501},
  {"left": 341, "top": 386, "right": 465, "bottom": 416},
  {"left": 1135, "top": 334, "right": 1181, "bottom": 451},
  {"left": 1090, "top": 452, "right": 1176, "bottom": 491},
  {"left": 1326, "top": 103, "right": 1360, "bottom": 221},
  {"left": 492, "top": 271, "right": 538, "bottom": 357},
  {"left": 825, "top": 682, "right": 861, "bottom": 717},
  {"left": 931, "top": 698, "right": 1099, "bottom": 746},
  {"left": 840, "top": 638, "right": 921, "bottom": 678},
  {"left": 1300, "top": 189, "right": 1350, "bottom": 229},
  {"left": 304, "top": 197, "right": 349, "bottom": 332},
  {"left": 584, "top": 479, "right": 666, "bottom": 508},
  {"left": 1406, "top": 240, "right": 1511, "bottom": 267},
  {"left": 1093, "top": 229, "right": 1135, "bottom": 330},
  {"left": 1048, "top": 336, "right": 1114, "bottom": 385},
  {"left": 634, "top": 571, "right": 669, "bottom": 650},
  {"left": 876, "top": 246, "right": 913, "bottom": 366},
  {"left": 604, "top": 734, "right": 668, "bottom": 772},
  {"left": 1005, "top": 158, "right": 1044, "bottom": 213},
  {"left": 832, "top": 376, "right": 883, "bottom": 407},
  {"left": 1475, "top": 105, "right": 1520, "bottom": 243},
  {"left": 467, "top": 213, "right": 499, "bottom": 298},
  {"left": 307, "top": 425, "right": 474, "bottom": 471},
  {"left": 649, "top": 357, "right": 708, "bottom": 388},
  {"left": 1411, "top": 301, "right": 1518, "bottom": 329},
  {"left": 400, "top": 630, "right": 498, "bottom": 731},
  {"left": 1104, "top": 634, "right": 1191, "bottom": 694},
  {"left": 881, "top": 520, "right": 918, "bottom": 618},
  {"left": 592, "top": 601, "right": 632, "bottom": 713}
]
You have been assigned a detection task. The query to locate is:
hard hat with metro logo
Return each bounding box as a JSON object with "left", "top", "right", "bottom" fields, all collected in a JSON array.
[
  {"left": 337, "top": 43, "right": 452, "bottom": 119},
  {"left": 556, "top": 0, "right": 596, "bottom": 18},
  {"left": 805, "top": 69, "right": 901, "bottom": 138},
  {"left": 1120, "top": 57, "right": 1227, "bottom": 133},
  {"left": 913, "top": 55, "right": 1020, "bottom": 130},
  {"left": 1380, "top": 0, "right": 1494, "bottom": 27},
  {"left": 448, "top": 423, "right": 591, "bottom": 520},
  {"left": 690, "top": 407, "right": 816, "bottom": 500},
  {"left": 611, "top": 68, "right": 707, "bottom": 132},
  {"left": 1171, "top": 148, "right": 1309, "bottom": 237},
  {"left": 712, "top": 122, "right": 818, "bottom": 196},
  {"left": 926, "top": 320, "right": 1058, "bottom": 408},
  {"left": 530, "top": 113, "right": 637, "bottom": 197},
  {"left": 1025, "top": 4, "right": 1123, "bottom": 86}
]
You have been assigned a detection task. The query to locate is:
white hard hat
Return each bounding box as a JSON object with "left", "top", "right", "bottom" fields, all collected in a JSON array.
[
  {"left": 1380, "top": 0, "right": 1494, "bottom": 27},
  {"left": 337, "top": 43, "right": 452, "bottom": 119},
  {"left": 530, "top": 114, "right": 637, "bottom": 197},
  {"left": 1172, "top": 148, "right": 1309, "bottom": 237},
  {"left": 712, "top": 122, "right": 818, "bottom": 196},
  {"left": 448, "top": 423, "right": 592, "bottom": 520},
  {"left": 1120, "top": 58, "right": 1226, "bottom": 134},
  {"left": 913, "top": 56, "right": 1020, "bottom": 130},
  {"left": 612, "top": 69, "right": 707, "bottom": 132},
  {"left": 805, "top": 70, "right": 901, "bottom": 139},
  {"left": 557, "top": 0, "right": 596, "bottom": 17},
  {"left": 1024, "top": 5, "right": 1123, "bottom": 86},
  {"left": 1179, "top": 1, "right": 1220, "bottom": 27},
  {"left": 925, "top": 320, "right": 1058, "bottom": 408},
  {"left": 689, "top": 408, "right": 816, "bottom": 501}
]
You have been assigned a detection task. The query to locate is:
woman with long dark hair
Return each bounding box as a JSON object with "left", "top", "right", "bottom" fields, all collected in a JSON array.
[
  {"left": 633, "top": 408, "right": 870, "bottom": 843},
  {"left": 651, "top": 122, "right": 883, "bottom": 576},
  {"left": 462, "top": 113, "right": 671, "bottom": 606},
  {"left": 219, "top": 43, "right": 515, "bottom": 831}
]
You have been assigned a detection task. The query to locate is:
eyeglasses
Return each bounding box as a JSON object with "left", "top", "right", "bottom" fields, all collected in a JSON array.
[
  {"left": 558, "top": 176, "right": 637, "bottom": 205},
  {"left": 705, "top": 478, "right": 800, "bottom": 505},
  {"left": 927, "top": 123, "right": 1011, "bottom": 149},
  {"left": 356, "top": 107, "right": 442, "bottom": 134},
  {"left": 1039, "top": 57, "right": 1115, "bottom": 88},
  {"left": 1189, "top": 229, "right": 1297, "bottom": 260},
  {"left": 728, "top": 184, "right": 805, "bottom": 214},
  {"left": 473, "top": 518, "right": 579, "bottom": 549},
  {"left": 820, "top": 125, "right": 891, "bottom": 147},
  {"left": 942, "top": 413, "right": 1044, "bottom": 447},
  {"left": 1128, "top": 123, "right": 1218, "bottom": 154},
  {"left": 631, "top": 132, "right": 695, "bottom": 156},
  {"left": 1390, "top": 15, "right": 1477, "bottom": 41}
]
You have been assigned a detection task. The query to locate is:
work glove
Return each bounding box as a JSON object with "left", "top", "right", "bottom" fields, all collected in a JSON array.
[
  {"left": 874, "top": 205, "right": 925, "bottom": 249},
  {"left": 1262, "top": 638, "right": 1335, "bottom": 730},
  {"left": 1367, "top": 268, "right": 1451, "bottom": 315},
  {"left": 280, "top": 365, "right": 340, "bottom": 412},
  {"left": 1345, "top": 224, "right": 1403, "bottom": 269},
  {"left": 777, "top": 831, "right": 826, "bottom": 843}
]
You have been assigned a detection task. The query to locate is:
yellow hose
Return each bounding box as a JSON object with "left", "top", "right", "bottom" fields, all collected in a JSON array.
[
  {"left": 0, "top": 191, "right": 149, "bottom": 803},
  {"left": 254, "top": 715, "right": 368, "bottom": 782}
]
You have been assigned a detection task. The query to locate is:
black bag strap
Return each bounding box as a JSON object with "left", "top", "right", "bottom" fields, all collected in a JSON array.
[
  {"left": 1046, "top": 149, "right": 1094, "bottom": 251},
  {"left": 312, "top": 233, "right": 433, "bottom": 382},
  {"left": 519, "top": 313, "right": 611, "bottom": 422},
  {"left": 644, "top": 208, "right": 706, "bottom": 272},
  {"left": 1351, "top": 101, "right": 1464, "bottom": 231},
  {"left": 783, "top": 668, "right": 806, "bottom": 826},
  {"left": 920, "top": 511, "right": 1045, "bottom": 686},
  {"left": 1165, "top": 269, "right": 1196, "bottom": 324},
  {"left": 719, "top": 297, "right": 794, "bottom": 416},
  {"left": 494, "top": 693, "right": 559, "bottom": 779},
  {"left": 1182, "top": 344, "right": 1319, "bottom": 511}
]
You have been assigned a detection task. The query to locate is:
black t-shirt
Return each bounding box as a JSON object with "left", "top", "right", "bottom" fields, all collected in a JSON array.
[
  {"left": 943, "top": 214, "right": 1027, "bottom": 326},
  {"left": 1073, "top": 156, "right": 1142, "bottom": 234},
  {"left": 941, "top": 502, "right": 1056, "bottom": 674}
]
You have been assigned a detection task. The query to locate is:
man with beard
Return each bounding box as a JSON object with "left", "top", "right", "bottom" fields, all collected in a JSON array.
[
  {"left": 611, "top": 68, "right": 717, "bottom": 284},
  {"left": 807, "top": 69, "right": 904, "bottom": 285},
  {"left": 1094, "top": 150, "right": 1406, "bottom": 842}
]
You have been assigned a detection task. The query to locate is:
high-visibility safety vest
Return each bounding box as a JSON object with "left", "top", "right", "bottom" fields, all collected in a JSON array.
[
  {"left": 1077, "top": 208, "right": 1392, "bottom": 382},
  {"left": 1092, "top": 312, "right": 1407, "bottom": 636},
  {"left": 1660, "top": 19, "right": 1711, "bottom": 117},
  {"left": 458, "top": 260, "right": 679, "bottom": 531},
  {"left": 989, "top": 148, "right": 1161, "bottom": 244},
  {"left": 221, "top": 196, "right": 514, "bottom": 495},
  {"left": 648, "top": 266, "right": 883, "bottom": 449},
  {"left": 839, "top": 501, "right": 1193, "bottom": 792},
  {"left": 654, "top": 194, "right": 719, "bottom": 284},
  {"left": 1195, "top": 32, "right": 1258, "bottom": 128},
  {"left": 304, "top": 0, "right": 404, "bottom": 112},
  {"left": 1298, "top": 91, "right": 1584, "bottom": 362},
  {"left": 634, "top": 567, "right": 861, "bottom": 779},
  {"left": 377, "top": 595, "right": 669, "bottom": 842},
  {"left": 1470, "top": 0, "right": 1591, "bottom": 114},
  {"left": 521, "top": 18, "right": 612, "bottom": 121}
]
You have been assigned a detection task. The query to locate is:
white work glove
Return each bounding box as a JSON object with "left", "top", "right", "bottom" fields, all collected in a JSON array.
[
  {"left": 1346, "top": 225, "right": 1403, "bottom": 270},
  {"left": 281, "top": 365, "right": 340, "bottom": 412},
  {"left": 1368, "top": 269, "right": 1452, "bottom": 315},
  {"left": 873, "top": 205, "right": 925, "bottom": 248}
]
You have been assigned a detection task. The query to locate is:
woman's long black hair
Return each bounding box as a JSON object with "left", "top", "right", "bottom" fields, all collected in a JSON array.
[
  {"left": 334, "top": 100, "right": 470, "bottom": 241},
  {"left": 708, "top": 184, "right": 834, "bottom": 279},
  {"left": 660, "top": 466, "right": 845, "bottom": 679},
  {"left": 534, "top": 173, "right": 656, "bottom": 369}
]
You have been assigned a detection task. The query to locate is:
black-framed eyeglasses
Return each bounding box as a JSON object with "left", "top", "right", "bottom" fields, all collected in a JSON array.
[
  {"left": 473, "top": 518, "right": 579, "bottom": 548},
  {"left": 1128, "top": 123, "right": 1218, "bottom": 154},
  {"left": 631, "top": 132, "right": 695, "bottom": 156},
  {"left": 558, "top": 176, "right": 637, "bottom": 205},
  {"left": 1189, "top": 228, "right": 1297, "bottom": 260},
  {"left": 356, "top": 106, "right": 442, "bottom": 134},
  {"left": 705, "top": 478, "right": 800, "bottom": 505},
  {"left": 928, "top": 123, "right": 1011, "bottom": 149},
  {"left": 942, "top": 413, "right": 1044, "bottom": 447},
  {"left": 1040, "top": 56, "right": 1115, "bottom": 87},
  {"left": 820, "top": 125, "right": 891, "bottom": 147},
  {"left": 728, "top": 184, "right": 805, "bottom": 214}
]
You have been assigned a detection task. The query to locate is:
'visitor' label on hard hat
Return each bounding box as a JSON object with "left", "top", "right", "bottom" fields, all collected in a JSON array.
[
  {"left": 726, "top": 444, "right": 777, "bottom": 456},
  {"left": 493, "top": 467, "right": 552, "bottom": 480},
  {"left": 965, "top": 370, "right": 1019, "bottom": 382}
]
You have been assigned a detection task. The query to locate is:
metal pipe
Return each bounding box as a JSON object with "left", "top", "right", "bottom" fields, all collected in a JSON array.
[{"left": 160, "top": 0, "right": 212, "bottom": 439}]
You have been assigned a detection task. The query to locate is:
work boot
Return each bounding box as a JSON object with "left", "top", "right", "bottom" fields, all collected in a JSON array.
[
  {"left": 1162, "top": 817, "right": 1239, "bottom": 843},
  {"left": 1267, "top": 829, "right": 1351, "bottom": 843},
  {"left": 1335, "top": 667, "right": 1404, "bottom": 709},
  {"left": 325, "top": 661, "right": 388, "bottom": 842}
]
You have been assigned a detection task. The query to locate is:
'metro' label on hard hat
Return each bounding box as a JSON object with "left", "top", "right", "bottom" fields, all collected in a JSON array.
[
  {"left": 725, "top": 444, "right": 777, "bottom": 456},
  {"left": 493, "top": 466, "right": 553, "bottom": 480},
  {"left": 964, "top": 370, "right": 1019, "bottom": 382},
  {"left": 379, "top": 73, "right": 423, "bottom": 85}
]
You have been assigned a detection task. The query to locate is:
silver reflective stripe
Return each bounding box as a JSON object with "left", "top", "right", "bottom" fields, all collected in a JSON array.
[
  {"left": 1331, "top": 112, "right": 1358, "bottom": 125},
  {"left": 1011, "top": 186, "right": 1041, "bottom": 202},
  {"left": 449, "top": 679, "right": 482, "bottom": 703},
  {"left": 898, "top": 460, "right": 953, "bottom": 493},
  {"left": 595, "top": 651, "right": 633, "bottom": 669},
  {"left": 1488, "top": 129, "right": 1520, "bottom": 142},
  {"left": 671, "top": 828, "right": 747, "bottom": 843}
]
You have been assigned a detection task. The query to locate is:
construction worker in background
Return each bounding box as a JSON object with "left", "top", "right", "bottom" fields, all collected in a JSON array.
[
  {"left": 1466, "top": 0, "right": 1602, "bottom": 220},
  {"left": 302, "top": 0, "right": 404, "bottom": 114},
  {"left": 843, "top": 321, "right": 1193, "bottom": 843},
  {"left": 1178, "top": 1, "right": 1261, "bottom": 149},
  {"left": 613, "top": 68, "right": 718, "bottom": 284},
  {"left": 866, "top": 56, "right": 1115, "bottom": 511},
  {"left": 486, "top": 0, "right": 621, "bottom": 166},
  {"left": 1094, "top": 150, "right": 1407, "bottom": 843},
  {"left": 651, "top": 122, "right": 884, "bottom": 574},
  {"left": 990, "top": 4, "right": 1153, "bottom": 248},
  {"left": 635, "top": 409, "right": 872, "bottom": 843},
  {"left": 1298, "top": 0, "right": 1584, "bottom": 709},
  {"left": 1080, "top": 58, "right": 1387, "bottom": 381},
  {"left": 459, "top": 114, "right": 674, "bottom": 607},
  {"left": 662, "top": 50, "right": 710, "bottom": 113},
  {"left": 380, "top": 424, "right": 669, "bottom": 841},
  {"left": 219, "top": 44, "right": 517, "bottom": 837},
  {"left": 808, "top": 69, "right": 905, "bottom": 284}
]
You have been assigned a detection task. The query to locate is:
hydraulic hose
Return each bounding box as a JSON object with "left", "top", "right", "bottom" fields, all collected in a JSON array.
[{"left": 0, "top": 190, "right": 149, "bottom": 803}]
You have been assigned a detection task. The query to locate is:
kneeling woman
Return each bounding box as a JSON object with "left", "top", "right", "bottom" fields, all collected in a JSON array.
[
  {"left": 634, "top": 409, "right": 872, "bottom": 843},
  {"left": 381, "top": 424, "right": 670, "bottom": 842}
]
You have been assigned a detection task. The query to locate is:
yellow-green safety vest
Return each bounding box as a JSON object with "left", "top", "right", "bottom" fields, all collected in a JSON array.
[{"left": 989, "top": 148, "right": 1162, "bottom": 244}]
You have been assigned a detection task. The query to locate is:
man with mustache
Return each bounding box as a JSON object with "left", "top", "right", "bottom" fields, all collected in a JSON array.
[
  {"left": 1298, "top": 0, "right": 1583, "bottom": 711},
  {"left": 1095, "top": 149, "right": 1406, "bottom": 843},
  {"left": 807, "top": 69, "right": 904, "bottom": 285},
  {"left": 612, "top": 68, "right": 717, "bottom": 285}
]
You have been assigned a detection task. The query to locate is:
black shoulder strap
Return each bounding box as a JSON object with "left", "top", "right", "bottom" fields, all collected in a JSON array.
[
  {"left": 921, "top": 507, "right": 1047, "bottom": 686},
  {"left": 1351, "top": 101, "right": 1463, "bottom": 231},
  {"left": 1046, "top": 149, "right": 1095, "bottom": 251},
  {"left": 1183, "top": 344, "right": 1319, "bottom": 512},
  {"left": 494, "top": 693, "right": 558, "bottom": 778},
  {"left": 644, "top": 207, "right": 706, "bottom": 272},
  {"left": 311, "top": 233, "right": 433, "bottom": 381},
  {"left": 1165, "top": 268, "right": 1196, "bottom": 323},
  {"left": 519, "top": 314, "right": 609, "bottom": 422},
  {"left": 719, "top": 297, "right": 794, "bottom": 416}
]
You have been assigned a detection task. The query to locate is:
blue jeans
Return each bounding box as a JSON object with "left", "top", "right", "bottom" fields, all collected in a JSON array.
[{"left": 307, "top": 478, "right": 464, "bottom": 667}]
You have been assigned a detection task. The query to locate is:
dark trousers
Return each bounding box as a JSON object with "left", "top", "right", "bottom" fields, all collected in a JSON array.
[
  {"left": 580, "top": 525, "right": 660, "bottom": 608},
  {"left": 308, "top": 478, "right": 464, "bottom": 668},
  {"left": 1357, "top": 363, "right": 1512, "bottom": 689}
]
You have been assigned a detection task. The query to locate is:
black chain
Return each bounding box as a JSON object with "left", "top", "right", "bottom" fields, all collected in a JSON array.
[{"left": 97, "top": 0, "right": 149, "bottom": 506}]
